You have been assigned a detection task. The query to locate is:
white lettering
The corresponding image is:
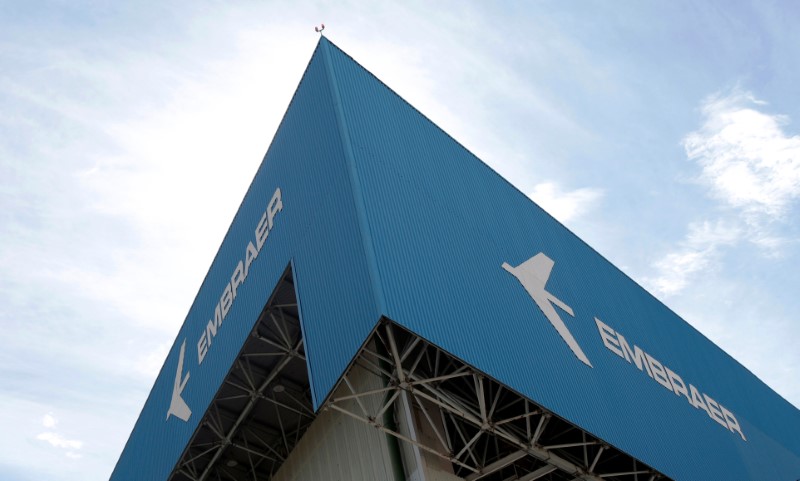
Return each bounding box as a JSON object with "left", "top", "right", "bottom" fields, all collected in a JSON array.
[
  {"left": 244, "top": 241, "right": 258, "bottom": 277},
  {"left": 645, "top": 353, "right": 673, "bottom": 391},
  {"left": 267, "top": 187, "right": 283, "bottom": 229},
  {"left": 703, "top": 394, "right": 728, "bottom": 428},
  {"left": 230, "top": 261, "right": 245, "bottom": 299},
  {"left": 255, "top": 212, "right": 269, "bottom": 250},
  {"left": 206, "top": 317, "right": 218, "bottom": 342},
  {"left": 196, "top": 186, "right": 283, "bottom": 365},
  {"left": 197, "top": 334, "right": 208, "bottom": 364},
  {"left": 721, "top": 404, "right": 746, "bottom": 441},
  {"left": 689, "top": 384, "right": 710, "bottom": 416},
  {"left": 597, "top": 319, "right": 746, "bottom": 442},
  {"left": 595, "top": 318, "right": 624, "bottom": 358},
  {"left": 666, "top": 367, "right": 689, "bottom": 401},
  {"left": 619, "top": 334, "right": 653, "bottom": 377},
  {"left": 220, "top": 283, "right": 233, "bottom": 319}
]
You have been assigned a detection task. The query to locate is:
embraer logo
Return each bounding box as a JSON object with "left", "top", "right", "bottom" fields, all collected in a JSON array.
[
  {"left": 503, "top": 251, "right": 747, "bottom": 441},
  {"left": 502, "top": 253, "right": 592, "bottom": 367},
  {"left": 164, "top": 186, "right": 284, "bottom": 424},
  {"left": 167, "top": 340, "right": 192, "bottom": 422}
]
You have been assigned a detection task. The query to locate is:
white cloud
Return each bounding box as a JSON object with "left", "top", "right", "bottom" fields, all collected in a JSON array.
[
  {"left": 683, "top": 88, "right": 800, "bottom": 221},
  {"left": 528, "top": 181, "right": 603, "bottom": 224},
  {"left": 648, "top": 88, "right": 800, "bottom": 298},
  {"left": 42, "top": 413, "right": 57, "bottom": 429},
  {"left": 685, "top": 218, "right": 742, "bottom": 246},
  {"left": 645, "top": 220, "right": 740, "bottom": 297},
  {"left": 749, "top": 233, "right": 792, "bottom": 256},
  {"left": 36, "top": 432, "right": 83, "bottom": 451},
  {"left": 35, "top": 412, "right": 85, "bottom": 459}
]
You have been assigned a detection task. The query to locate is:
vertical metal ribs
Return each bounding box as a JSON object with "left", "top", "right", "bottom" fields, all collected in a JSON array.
[{"left": 327, "top": 321, "right": 670, "bottom": 481}]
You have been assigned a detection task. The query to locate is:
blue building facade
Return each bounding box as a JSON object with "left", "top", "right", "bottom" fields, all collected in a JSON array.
[{"left": 111, "top": 37, "right": 800, "bottom": 481}]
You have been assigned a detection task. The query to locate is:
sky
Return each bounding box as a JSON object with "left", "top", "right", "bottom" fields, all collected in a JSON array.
[{"left": 2, "top": 1, "right": 799, "bottom": 479}]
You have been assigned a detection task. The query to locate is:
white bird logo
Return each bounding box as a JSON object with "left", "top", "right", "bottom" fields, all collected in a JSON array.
[
  {"left": 166, "top": 339, "right": 192, "bottom": 422},
  {"left": 503, "top": 253, "right": 592, "bottom": 367}
]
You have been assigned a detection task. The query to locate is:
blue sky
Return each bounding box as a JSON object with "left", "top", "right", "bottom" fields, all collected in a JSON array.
[{"left": 2, "top": 1, "right": 799, "bottom": 479}]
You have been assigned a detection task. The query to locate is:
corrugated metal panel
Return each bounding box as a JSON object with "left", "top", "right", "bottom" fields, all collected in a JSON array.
[
  {"left": 111, "top": 40, "right": 381, "bottom": 480},
  {"left": 321, "top": 39, "right": 800, "bottom": 480},
  {"left": 113, "top": 35, "right": 800, "bottom": 481},
  {"left": 273, "top": 364, "right": 398, "bottom": 481}
]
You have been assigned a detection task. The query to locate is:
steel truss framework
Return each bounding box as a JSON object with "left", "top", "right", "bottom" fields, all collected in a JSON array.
[
  {"left": 169, "top": 268, "right": 315, "bottom": 481},
  {"left": 166, "top": 268, "right": 672, "bottom": 481},
  {"left": 327, "top": 321, "right": 673, "bottom": 481}
]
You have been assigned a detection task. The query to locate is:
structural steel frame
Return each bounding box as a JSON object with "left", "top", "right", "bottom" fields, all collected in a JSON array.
[
  {"left": 327, "top": 321, "right": 672, "bottom": 481},
  {"left": 169, "top": 269, "right": 314, "bottom": 481},
  {"left": 166, "top": 270, "right": 672, "bottom": 481}
]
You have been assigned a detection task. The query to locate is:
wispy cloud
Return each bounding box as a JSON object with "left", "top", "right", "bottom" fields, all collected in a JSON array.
[
  {"left": 36, "top": 432, "right": 83, "bottom": 451},
  {"left": 647, "top": 88, "right": 800, "bottom": 297},
  {"left": 645, "top": 220, "right": 740, "bottom": 297},
  {"left": 529, "top": 181, "right": 603, "bottom": 225},
  {"left": 684, "top": 88, "right": 800, "bottom": 221},
  {"left": 42, "top": 413, "right": 57, "bottom": 429},
  {"left": 0, "top": 11, "right": 316, "bottom": 479},
  {"left": 35, "top": 414, "right": 83, "bottom": 458}
]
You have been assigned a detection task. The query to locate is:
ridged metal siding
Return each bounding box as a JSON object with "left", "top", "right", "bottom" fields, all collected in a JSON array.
[
  {"left": 111, "top": 42, "right": 381, "bottom": 480},
  {"left": 322, "top": 39, "right": 800, "bottom": 480},
  {"left": 114, "top": 37, "right": 800, "bottom": 481},
  {"left": 273, "top": 364, "right": 397, "bottom": 481}
]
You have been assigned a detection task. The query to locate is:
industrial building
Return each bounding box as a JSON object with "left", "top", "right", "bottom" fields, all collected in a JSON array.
[{"left": 110, "top": 37, "right": 800, "bottom": 481}]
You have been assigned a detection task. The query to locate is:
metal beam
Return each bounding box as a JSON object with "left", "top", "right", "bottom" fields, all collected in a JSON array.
[
  {"left": 325, "top": 322, "right": 670, "bottom": 481},
  {"left": 465, "top": 450, "right": 527, "bottom": 481},
  {"left": 519, "top": 464, "right": 557, "bottom": 481},
  {"left": 196, "top": 339, "right": 299, "bottom": 481}
]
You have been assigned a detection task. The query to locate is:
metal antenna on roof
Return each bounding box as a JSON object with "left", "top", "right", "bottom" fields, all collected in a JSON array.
[{"left": 314, "top": 23, "right": 325, "bottom": 34}]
